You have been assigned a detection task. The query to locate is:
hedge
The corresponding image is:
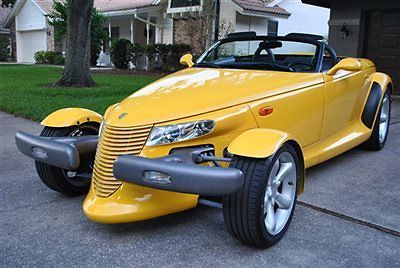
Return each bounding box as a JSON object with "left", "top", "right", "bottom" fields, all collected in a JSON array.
[
  {"left": 34, "top": 51, "right": 65, "bottom": 65},
  {"left": 110, "top": 40, "right": 192, "bottom": 71}
]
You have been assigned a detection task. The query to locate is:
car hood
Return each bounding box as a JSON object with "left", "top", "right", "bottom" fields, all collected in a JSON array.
[{"left": 106, "top": 68, "right": 323, "bottom": 126}]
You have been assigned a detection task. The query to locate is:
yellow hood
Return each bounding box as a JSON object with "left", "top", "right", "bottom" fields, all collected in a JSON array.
[{"left": 106, "top": 68, "right": 324, "bottom": 126}]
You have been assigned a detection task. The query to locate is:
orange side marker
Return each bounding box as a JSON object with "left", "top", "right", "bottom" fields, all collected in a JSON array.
[{"left": 259, "top": 106, "right": 274, "bottom": 116}]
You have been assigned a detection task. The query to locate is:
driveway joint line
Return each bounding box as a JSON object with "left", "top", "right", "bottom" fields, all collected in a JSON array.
[{"left": 297, "top": 201, "right": 400, "bottom": 237}]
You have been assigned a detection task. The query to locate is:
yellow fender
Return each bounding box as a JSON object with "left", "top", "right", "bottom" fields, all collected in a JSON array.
[
  {"left": 228, "top": 128, "right": 305, "bottom": 195},
  {"left": 368, "top": 72, "right": 393, "bottom": 93},
  {"left": 361, "top": 73, "right": 393, "bottom": 130},
  {"left": 41, "top": 108, "right": 103, "bottom": 127}
]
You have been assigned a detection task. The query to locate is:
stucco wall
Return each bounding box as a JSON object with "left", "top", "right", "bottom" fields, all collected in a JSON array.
[
  {"left": 328, "top": 0, "right": 400, "bottom": 57},
  {"left": 277, "top": 0, "right": 330, "bottom": 37}
]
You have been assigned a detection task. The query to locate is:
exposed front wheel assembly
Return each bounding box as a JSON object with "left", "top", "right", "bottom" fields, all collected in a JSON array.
[
  {"left": 223, "top": 144, "right": 299, "bottom": 248},
  {"left": 35, "top": 124, "right": 98, "bottom": 196}
]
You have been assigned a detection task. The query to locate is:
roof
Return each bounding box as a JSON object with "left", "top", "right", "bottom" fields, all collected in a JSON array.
[
  {"left": 33, "top": 0, "right": 157, "bottom": 14},
  {"left": 95, "top": 0, "right": 156, "bottom": 12},
  {"left": 301, "top": 0, "right": 330, "bottom": 8},
  {"left": 5, "top": 0, "right": 289, "bottom": 27},
  {"left": 232, "top": 0, "right": 291, "bottom": 17}
]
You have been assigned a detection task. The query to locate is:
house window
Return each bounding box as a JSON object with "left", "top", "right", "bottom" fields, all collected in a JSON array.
[
  {"left": 268, "top": 21, "right": 278, "bottom": 36},
  {"left": 111, "top": 27, "right": 120, "bottom": 40},
  {"left": 170, "top": 0, "right": 201, "bottom": 8}
]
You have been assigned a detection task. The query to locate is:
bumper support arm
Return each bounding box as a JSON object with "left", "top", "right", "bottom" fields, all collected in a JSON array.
[
  {"left": 15, "top": 131, "right": 98, "bottom": 170},
  {"left": 113, "top": 148, "right": 244, "bottom": 196}
]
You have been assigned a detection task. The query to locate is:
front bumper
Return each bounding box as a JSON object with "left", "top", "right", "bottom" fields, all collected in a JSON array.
[
  {"left": 15, "top": 131, "right": 98, "bottom": 170},
  {"left": 113, "top": 148, "right": 244, "bottom": 196}
]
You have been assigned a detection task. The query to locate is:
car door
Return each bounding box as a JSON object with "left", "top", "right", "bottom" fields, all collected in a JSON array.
[{"left": 320, "top": 68, "right": 369, "bottom": 139}]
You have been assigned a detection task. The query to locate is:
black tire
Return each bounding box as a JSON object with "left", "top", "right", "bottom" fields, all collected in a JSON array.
[
  {"left": 35, "top": 124, "right": 98, "bottom": 196},
  {"left": 223, "top": 143, "right": 299, "bottom": 248},
  {"left": 362, "top": 91, "right": 391, "bottom": 151}
]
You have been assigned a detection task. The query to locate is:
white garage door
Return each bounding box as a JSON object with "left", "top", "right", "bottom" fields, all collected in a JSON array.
[{"left": 19, "top": 30, "right": 46, "bottom": 63}]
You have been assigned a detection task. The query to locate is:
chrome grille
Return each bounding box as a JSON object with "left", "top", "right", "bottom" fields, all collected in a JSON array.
[{"left": 92, "top": 124, "right": 153, "bottom": 198}]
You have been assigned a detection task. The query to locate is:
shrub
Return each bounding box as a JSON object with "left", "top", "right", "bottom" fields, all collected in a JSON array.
[
  {"left": 34, "top": 50, "right": 64, "bottom": 65},
  {"left": 111, "top": 39, "right": 133, "bottom": 69},
  {"left": 34, "top": 51, "right": 47, "bottom": 64},
  {"left": 0, "top": 36, "right": 10, "bottom": 61},
  {"left": 53, "top": 53, "right": 65, "bottom": 65},
  {"left": 43, "top": 51, "right": 58, "bottom": 63}
]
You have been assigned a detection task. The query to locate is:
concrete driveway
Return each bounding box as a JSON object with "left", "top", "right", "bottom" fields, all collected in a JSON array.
[{"left": 1, "top": 100, "right": 399, "bottom": 267}]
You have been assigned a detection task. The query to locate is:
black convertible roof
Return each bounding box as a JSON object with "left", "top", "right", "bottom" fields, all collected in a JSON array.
[{"left": 227, "top": 31, "right": 324, "bottom": 42}]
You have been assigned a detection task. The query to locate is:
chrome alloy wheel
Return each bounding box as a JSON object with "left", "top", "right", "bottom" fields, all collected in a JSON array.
[
  {"left": 263, "top": 152, "right": 297, "bottom": 235},
  {"left": 379, "top": 94, "right": 390, "bottom": 144}
]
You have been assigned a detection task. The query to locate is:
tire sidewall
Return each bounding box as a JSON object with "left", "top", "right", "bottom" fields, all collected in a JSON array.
[{"left": 376, "top": 91, "right": 391, "bottom": 149}]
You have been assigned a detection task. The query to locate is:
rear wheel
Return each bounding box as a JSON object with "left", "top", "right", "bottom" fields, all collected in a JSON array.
[
  {"left": 35, "top": 124, "right": 98, "bottom": 196},
  {"left": 223, "top": 144, "right": 299, "bottom": 248},
  {"left": 363, "top": 91, "right": 391, "bottom": 150}
]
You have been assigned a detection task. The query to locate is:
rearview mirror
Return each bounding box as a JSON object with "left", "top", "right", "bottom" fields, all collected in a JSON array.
[
  {"left": 326, "top": 58, "right": 362, "bottom": 76},
  {"left": 180, "top": 54, "right": 194, "bottom": 68}
]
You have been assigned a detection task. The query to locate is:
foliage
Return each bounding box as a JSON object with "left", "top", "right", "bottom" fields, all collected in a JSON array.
[
  {"left": 0, "top": 36, "right": 10, "bottom": 61},
  {"left": 110, "top": 41, "right": 192, "bottom": 70},
  {"left": 48, "top": 1, "right": 107, "bottom": 66},
  {"left": 0, "top": 65, "right": 158, "bottom": 121},
  {"left": 34, "top": 51, "right": 46, "bottom": 64},
  {"left": 34, "top": 51, "right": 64, "bottom": 65},
  {"left": 1, "top": 0, "right": 15, "bottom": 7},
  {"left": 111, "top": 39, "right": 133, "bottom": 69}
]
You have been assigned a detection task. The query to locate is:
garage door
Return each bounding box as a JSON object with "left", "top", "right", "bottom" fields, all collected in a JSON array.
[
  {"left": 19, "top": 30, "right": 46, "bottom": 63},
  {"left": 363, "top": 10, "right": 400, "bottom": 95}
]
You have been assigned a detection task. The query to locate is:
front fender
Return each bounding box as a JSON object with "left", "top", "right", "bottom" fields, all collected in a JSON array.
[
  {"left": 228, "top": 129, "right": 298, "bottom": 158},
  {"left": 228, "top": 128, "right": 305, "bottom": 195},
  {"left": 41, "top": 108, "right": 102, "bottom": 127}
]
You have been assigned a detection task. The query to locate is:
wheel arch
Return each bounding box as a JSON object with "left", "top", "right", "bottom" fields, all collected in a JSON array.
[
  {"left": 228, "top": 128, "right": 305, "bottom": 195},
  {"left": 362, "top": 73, "right": 393, "bottom": 129},
  {"left": 41, "top": 108, "right": 102, "bottom": 128}
]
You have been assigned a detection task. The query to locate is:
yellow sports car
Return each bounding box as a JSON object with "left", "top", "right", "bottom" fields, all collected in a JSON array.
[{"left": 16, "top": 32, "right": 393, "bottom": 248}]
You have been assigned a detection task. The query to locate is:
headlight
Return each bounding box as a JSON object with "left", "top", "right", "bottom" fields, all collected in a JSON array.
[{"left": 146, "top": 120, "right": 215, "bottom": 146}]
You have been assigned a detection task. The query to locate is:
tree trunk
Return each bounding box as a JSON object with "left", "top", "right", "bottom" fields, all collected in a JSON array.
[{"left": 57, "top": 0, "right": 95, "bottom": 87}]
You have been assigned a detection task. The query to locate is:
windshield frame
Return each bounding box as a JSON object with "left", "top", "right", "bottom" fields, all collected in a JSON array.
[{"left": 196, "top": 35, "right": 326, "bottom": 73}]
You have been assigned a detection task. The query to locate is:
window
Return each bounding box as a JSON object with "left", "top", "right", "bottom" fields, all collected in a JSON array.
[
  {"left": 167, "top": 0, "right": 202, "bottom": 13},
  {"left": 170, "top": 0, "right": 200, "bottom": 8},
  {"left": 268, "top": 21, "right": 278, "bottom": 36},
  {"left": 198, "top": 39, "right": 318, "bottom": 72}
]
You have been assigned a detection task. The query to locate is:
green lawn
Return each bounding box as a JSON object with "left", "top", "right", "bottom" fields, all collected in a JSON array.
[{"left": 0, "top": 65, "right": 158, "bottom": 121}]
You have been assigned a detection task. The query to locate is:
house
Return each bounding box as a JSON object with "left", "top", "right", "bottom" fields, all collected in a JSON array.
[
  {"left": 303, "top": 0, "right": 400, "bottom": 95},
  {"left": 5, "top": 0, "right": 329, "bottom": 64}
]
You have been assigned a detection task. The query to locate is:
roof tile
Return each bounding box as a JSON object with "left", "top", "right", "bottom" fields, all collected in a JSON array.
[{"left": 232, "top": 0, "right": 291, "bottom": 16}]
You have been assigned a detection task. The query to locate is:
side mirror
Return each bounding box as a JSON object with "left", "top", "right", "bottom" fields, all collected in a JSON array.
[
  {"left": 180, "top": 54, "right": 194, "bottom": 68},
  {"left": 326, "top": 58, "right": 362, "bottom": 76}
]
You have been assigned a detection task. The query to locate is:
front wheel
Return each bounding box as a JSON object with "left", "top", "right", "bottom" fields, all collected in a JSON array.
[
  {"left": 35, "top": 124, "right": 98, "bottom": 196},
  {"left": 223, "top": 144, "right": 299, "bottom": 248}
]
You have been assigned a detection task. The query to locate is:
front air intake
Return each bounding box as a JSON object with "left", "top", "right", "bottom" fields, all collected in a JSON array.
[{"left": 92, "top": 123, "right": 153, "bottom": 198}]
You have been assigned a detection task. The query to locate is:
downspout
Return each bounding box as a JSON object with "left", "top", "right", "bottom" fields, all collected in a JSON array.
[{"left": 214, "top": 0, "right": 220, "bottom": 42}]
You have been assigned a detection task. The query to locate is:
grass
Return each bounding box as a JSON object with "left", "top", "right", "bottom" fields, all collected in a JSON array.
[{"left": 0, "top": 65, "right": 158, "bottom": 121}]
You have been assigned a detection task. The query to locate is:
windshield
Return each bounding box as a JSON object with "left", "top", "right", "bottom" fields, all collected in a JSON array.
[{"left": 196, "top": 38, "right": 320, "bottom": 72}]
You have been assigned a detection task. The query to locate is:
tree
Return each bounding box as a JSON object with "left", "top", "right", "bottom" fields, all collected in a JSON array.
[
  {"left": 55, "top": 0, "right": 95, "bottom": 87},
  {"left": 1, "top": 0, "right": 15, "bottom": 7},
  {"left": 48, "top": 1, "right": 107, "bottom": 67}
]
